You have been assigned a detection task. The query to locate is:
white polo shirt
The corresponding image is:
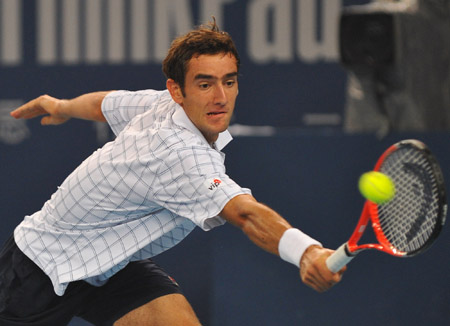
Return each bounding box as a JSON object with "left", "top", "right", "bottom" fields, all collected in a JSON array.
[{"left": 14, "top": 89, "right": 251, "bottom": 295}]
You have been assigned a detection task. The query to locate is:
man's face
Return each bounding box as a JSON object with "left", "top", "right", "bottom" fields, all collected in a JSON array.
[{"left": 169, "top": 53, "right": 239, "bottom": 144}]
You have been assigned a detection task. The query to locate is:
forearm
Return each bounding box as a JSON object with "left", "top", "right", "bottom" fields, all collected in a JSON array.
[
  {"left": 221, "top": 195, "right": 291, "bottom": 255},
  {"left": 221, "top": 194, "right": 344, "bottom": 292},
  {"left": 10, "top": 91, "right": 111, "bottom": 125},
  {"left": 221, "top": 195, "right": 321, "bottom": 264},
  {"left": 239, "top": 203, "right": 322, "bottom": 266},
  {"left": 239, "top": 203, "right": 291, "bottom": 256},
  {"left": 60, "top": 91, "right": 110, "bottom": 122},
  {"left": 246, "top": 212, "right": 341, "bottom": 291}
]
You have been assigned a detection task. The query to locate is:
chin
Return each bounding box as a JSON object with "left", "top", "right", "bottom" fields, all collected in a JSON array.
[{"left": 217, "top": 125, "right": 230, "bottom": 133}]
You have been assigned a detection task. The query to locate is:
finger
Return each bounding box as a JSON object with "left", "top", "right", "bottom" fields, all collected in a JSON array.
[
  {"left": 304, "top": 270, "right": 336, "bottom": 293},
  {"left": 318, "top": 268, "right": 343, "bottom": 290},
  {"left": 301, "top": 270, "right": 326, "bottom": 291},
  {"left": 331, "top": 265, "right": 346, "bottom": 283},
  {"left": 40, "top": 116, "right": 52, "bottom": 125},
  {"left": 41, "top": 115, "right": 68, "bottom": 125},
  {"left": 10, "top": 105, "right": 31, "bottom": 119},
  {"left": 11, "top": 102, "right": 44, "bottom": 119},
  {"left": 307, "top": 278, "right": 332, "bottom": 293},
  {"left": 303, "top": 276, "right": 326, "bottom": 293},
  {"left": 11, "top": 95, "right": 57, "bottom": 119}
]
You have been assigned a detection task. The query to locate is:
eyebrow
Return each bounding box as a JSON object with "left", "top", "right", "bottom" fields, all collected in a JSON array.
[{"left": 194, "top": 72, "right": 238, "bottom": 80}]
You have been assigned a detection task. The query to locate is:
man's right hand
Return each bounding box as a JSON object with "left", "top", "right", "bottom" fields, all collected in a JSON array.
[{"left": 299, "top": 245, "right": 346, "bottom": 292}]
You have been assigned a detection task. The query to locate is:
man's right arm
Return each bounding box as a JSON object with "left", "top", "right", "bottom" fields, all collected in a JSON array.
[
  {"left": 219, "top": 194, "right": 344, "bottom": 292},
  {"left": 10, "top": 92, "right": 112, "bottom": 125}
]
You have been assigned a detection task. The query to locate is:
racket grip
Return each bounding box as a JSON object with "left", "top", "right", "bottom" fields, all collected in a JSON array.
[{"left": 326, "top": 243, "right": 355, "bottom": 273}]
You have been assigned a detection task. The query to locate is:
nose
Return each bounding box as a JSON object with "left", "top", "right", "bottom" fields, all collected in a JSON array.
[{"left": 214, "top": 85, "right": 227, "bottom": 106}]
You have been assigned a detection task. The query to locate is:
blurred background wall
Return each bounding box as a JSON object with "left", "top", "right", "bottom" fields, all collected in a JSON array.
[{"left": 0, "top": 1, "right": 449, "bottom": 325}]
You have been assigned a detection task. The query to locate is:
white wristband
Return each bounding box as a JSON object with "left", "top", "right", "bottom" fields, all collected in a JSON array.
[{"left": 278, "top": 228, "right": 322, "bottom": 268}]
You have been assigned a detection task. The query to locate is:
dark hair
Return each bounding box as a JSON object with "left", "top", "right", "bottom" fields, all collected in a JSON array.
[{"left": 162, "top": 18, "right": 240, "bottom": 93}]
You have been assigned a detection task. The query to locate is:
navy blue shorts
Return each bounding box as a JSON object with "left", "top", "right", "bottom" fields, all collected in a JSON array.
[{"left": 0, "top": 236, "right": 182, "bottom": 326}]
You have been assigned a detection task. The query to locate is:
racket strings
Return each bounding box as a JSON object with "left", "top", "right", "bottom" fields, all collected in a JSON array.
[{"left": 377, "top": 147, "right": 441, "bottom": 254}]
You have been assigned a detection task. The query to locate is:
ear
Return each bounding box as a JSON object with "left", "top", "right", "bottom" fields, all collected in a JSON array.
[{"left": 166, "top": 79, "right": 184, "bottom": 105}]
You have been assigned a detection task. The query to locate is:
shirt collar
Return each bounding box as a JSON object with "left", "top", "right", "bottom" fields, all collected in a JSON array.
[{"left": 172, "top": 104, "right": 233, "bottom": 151}]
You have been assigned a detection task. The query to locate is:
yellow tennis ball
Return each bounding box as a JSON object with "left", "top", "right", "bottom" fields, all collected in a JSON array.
[{"left": 358, "top": 171, "right": 395, "bottom": 204}]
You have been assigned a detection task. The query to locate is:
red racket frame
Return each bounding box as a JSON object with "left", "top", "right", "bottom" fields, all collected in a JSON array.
[{"left": 345, "top": 143, "right": 406, "bottom": 257}]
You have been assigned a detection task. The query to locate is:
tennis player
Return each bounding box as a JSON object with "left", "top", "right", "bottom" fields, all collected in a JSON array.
[{"left": 0, "top": 20, "right": 344, "bottom": 325}]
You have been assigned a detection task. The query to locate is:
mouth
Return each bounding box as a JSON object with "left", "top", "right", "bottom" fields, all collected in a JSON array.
[{"left": 207, "top": 111, "right": 226, "bottom": 116}]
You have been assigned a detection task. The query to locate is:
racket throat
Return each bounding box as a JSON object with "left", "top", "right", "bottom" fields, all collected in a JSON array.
[{"left": 344, "top": 243, "right": 358, "bottom": 257}]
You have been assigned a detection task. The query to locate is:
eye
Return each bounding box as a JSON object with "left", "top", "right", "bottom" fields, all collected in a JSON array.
[
  {"left": 199, "top": 83, "right": 210, "bottom": 90},
  {"left": 225, "top": 80, "right": 236, "bottom": 87}
]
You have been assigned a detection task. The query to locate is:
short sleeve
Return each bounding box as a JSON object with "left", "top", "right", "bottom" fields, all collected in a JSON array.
[
  {"left": 148, "top": 146, "right": 251, "bottom": 230},
  {"left": 156, "top": 173, "right": 251, "bottom": 230},
  {"left": 101, "top": 89, "right": 169, "bottom": 136}
]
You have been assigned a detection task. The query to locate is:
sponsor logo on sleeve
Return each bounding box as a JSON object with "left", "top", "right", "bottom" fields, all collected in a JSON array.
[{"left": 206, "top": 178, "right": 222, "bottom": 191}]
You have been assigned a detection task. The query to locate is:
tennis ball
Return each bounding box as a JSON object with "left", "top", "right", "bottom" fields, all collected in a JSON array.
[{"left": 358, "top": 171, "right": 395, "bottom": 204}]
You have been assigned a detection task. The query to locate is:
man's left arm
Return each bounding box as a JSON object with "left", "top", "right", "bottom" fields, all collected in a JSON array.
[
  {"left": 219, "top": 194, "right": 345, "bottom": 292},
  {"left": 10, "top": 92, "right": 111, "bottom": 125}
]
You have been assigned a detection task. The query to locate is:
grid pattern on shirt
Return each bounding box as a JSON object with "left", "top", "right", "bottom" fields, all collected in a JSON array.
[{"left": 14, "top": 89, "right": 250, "bottom": 295}]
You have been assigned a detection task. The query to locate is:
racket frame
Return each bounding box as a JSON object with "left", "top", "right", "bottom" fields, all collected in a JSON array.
[{"left": 326, "top": 139, "right": 447, "bottom": 273}]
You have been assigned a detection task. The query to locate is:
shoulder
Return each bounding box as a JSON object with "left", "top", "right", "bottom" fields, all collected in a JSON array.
[
  {"left": 145, "top": 131, "right": 224, "bottom": 178},
  {"left": 104, "top": 89, "right": 171, "bottom": 108}
]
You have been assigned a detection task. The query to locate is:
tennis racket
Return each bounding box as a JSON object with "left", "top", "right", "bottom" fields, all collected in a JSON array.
[{"left": 326, "top": 139, "right": 447, "bottom": 273}]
